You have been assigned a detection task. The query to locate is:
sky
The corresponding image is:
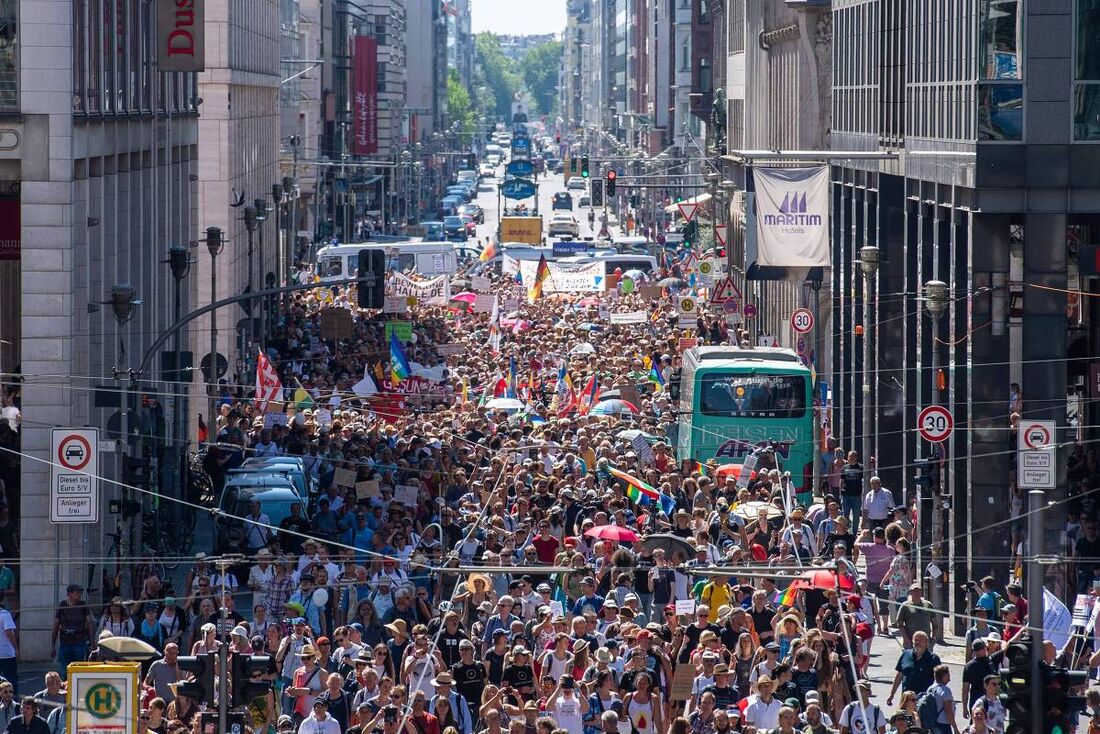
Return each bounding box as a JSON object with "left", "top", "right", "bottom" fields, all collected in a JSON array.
[{"left": 470, "top": 0, "right": 566, "bottom": 36}]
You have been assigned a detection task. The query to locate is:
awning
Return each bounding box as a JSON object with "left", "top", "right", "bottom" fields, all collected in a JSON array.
[{"left": 664, "top": 192, "right": 713, "bottom": 213}]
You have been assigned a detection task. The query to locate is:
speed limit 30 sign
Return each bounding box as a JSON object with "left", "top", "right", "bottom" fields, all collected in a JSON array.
[
  {"left": 917, "top": 405, "right": 954, "bottom": 443},
  {"left": 790, "top": 308, "right": 814, "bottom": 334}
]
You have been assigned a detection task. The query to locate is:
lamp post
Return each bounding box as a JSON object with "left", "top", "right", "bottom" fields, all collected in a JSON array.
[
  {"left": 254, "top": 198, "right": 270, "bottom": 349},
  {"left": 283, "top": 176, "right": 298, "bottom": 291},
  {"left": 858, "top": 245, "right": 880, "bottom": 495},
  {"left": 204, "top": 227, "right": 225, "bottom": 436},
  {"left": 167, "top": 245, "right": 190, "bottom": 509},
  {"left": 923, "top": 278, "right": 949, "bottom": 621},
  {"left": 108, "top": 284, "right": 140, "bottom": 593}
]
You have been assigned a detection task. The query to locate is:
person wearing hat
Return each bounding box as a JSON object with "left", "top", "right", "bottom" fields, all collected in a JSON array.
[
  {"left": 744, "top": 675, "right": 782, "bottom": 731},
  {"left": 701, "top": 662, "right": 738, "bottom": 709},
  {"left": 298, "top": 696, "right": 341, "bottom": 734},
  {"left": 287, "top": 644, "right": 328, "bottom": 722},
  {"left": 572, "top": 577, "right": 605, "bottom": 618},
  {"left": 429, "top": 672, "right": 472, "bottom": 734},
  {"left": 886, "top": 710, "right": 913, "bottom": 734},
  {"left": 839, "top": 679, "right": 887, "bottom": 734},
  {"left": 52, "top": 584, "right": 93, "bottom": 670},
  {"left": 275, "top": 714, "right": 295, "bottom": 734},
  {"left": 781, "top": 507, "right": 820, "bottom": 557},
  {"left": 960, "top": 637, "right": 995, "bottom": 714}
]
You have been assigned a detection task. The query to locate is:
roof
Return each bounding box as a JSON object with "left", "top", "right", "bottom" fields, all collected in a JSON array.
[{"left": 687, "top": 346, "right": 810, "bottom": 373}]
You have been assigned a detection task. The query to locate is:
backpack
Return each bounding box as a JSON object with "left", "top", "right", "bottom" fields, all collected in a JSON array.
[{"left": 916, "top": 686, "right": 942, "bottom": 728}]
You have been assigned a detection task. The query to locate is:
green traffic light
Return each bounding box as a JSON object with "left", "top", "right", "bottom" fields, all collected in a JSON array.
[{"left": 1052, "top": 727, "right": 1064, "bottom": 734}]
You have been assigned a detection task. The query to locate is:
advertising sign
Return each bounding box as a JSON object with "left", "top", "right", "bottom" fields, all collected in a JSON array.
[
  {"left": 501, "top": 217, "right": 543, "bottom": 245},
  {"left": 67, "top": 663, "right": 140, "bottom": 734},
  {"left": 501, "top": 178, "right": 537, "bottom": 200},
  {"left": 0, "top": 195, "right": 19, "bottom": 260},
  {"left": 352, "top": 36, "right": 379, "bottom": 155},
  {"left": 552, "top": 241, "right": 588, "bottom": 257},
  {"left": 51, "top": 428, "right": 99, "bottom": 524},
  {"left": 754, "top": 166, "right": 830, "bottom": 266},
  {"left": 157, "top": 0, "right": 205, "bottom": 71}
]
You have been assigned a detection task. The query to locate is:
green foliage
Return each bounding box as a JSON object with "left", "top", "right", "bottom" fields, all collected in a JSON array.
[
  {"left": 519, "top": 40, "right": 563, "bottom": 116},
  {"left": 447, "top": 69, "right": 476, "bottom": 135},
  {"left": 474, "top": 33, "right": 521, "bottom": 120}
]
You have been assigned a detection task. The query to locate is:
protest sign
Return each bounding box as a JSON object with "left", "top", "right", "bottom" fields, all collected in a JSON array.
[
  {"left": 384, "top": 321, "right": 414, "bottom": 343},
  {"left": 383, "top": 296, "right": 408, "bottom": 314},
  {"left": 632, "top": 433, "right": 656, "bottom": 465},
  {"left": 518, "top": 259, "right": 606, "bottom": 293},
  {"left": 263, "top": 413, "right": 288, "bottom": 428},
  {"left": 387, "top": 273, "right": 451, "bottom": 304},
  {"left": 319, "top": 308, "right": 354, "bottom": 340},
  {"left": 609, "top": 311, "right": 647, "bottom": 325},
  {"left": 334, "top": 468, "right": 358, "bottom": 488},
  {"left": 356, "top": 480, "right": 380, "bottom": 499},
  {"left": 394, "top": 485, "right": 419, "bottom": 507}
]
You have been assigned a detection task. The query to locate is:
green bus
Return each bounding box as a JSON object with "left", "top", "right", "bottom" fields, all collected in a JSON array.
[{"left": 674, "top": 346, "right": 817, "bottom": 494}]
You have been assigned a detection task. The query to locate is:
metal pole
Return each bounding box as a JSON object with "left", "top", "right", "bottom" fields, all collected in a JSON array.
[
  {"left": 1028, "top": 489, "right": 1045, "bottom": 734},
  {"left": 208, "top": 247, "right": 218, "bottom": 441},
  {"left": 862, "top": 272, "right": 872, "bottom": 498},
  {"left": 256, "top": 209, "right": 266, "bottom": 350},
  {"left": 218, "top": 565, "right": 229, "bottom": 734},
  {"left": 812, "top": 281, "right": 822, "bottom": 497},
  {"left": 929, "top": 318, "right": 944, "bottom": 629},
  {"left": 173, "top": 279, "right": 184, "bottom": 508}
]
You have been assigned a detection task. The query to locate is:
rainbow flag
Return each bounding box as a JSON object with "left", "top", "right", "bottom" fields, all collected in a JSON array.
[
  {"left": 648, "top": 366, "right": 665, "bottom": 391},
  {"left": 777, "top": 584, "right": 800, "bottom": 608},
  {"left": 390, "top": 331, "right": 411, "bottom": 384},
  {"left": 611, "top": 468, "right": 677, "bottom": 515},
  {"left": 479, "top": 241, "right": 499, "bottom": 262}
]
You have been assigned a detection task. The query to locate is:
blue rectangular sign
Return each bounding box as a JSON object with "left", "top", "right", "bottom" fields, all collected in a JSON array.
[{"left": 552, "top": 241, "right": 588, "bottom": 256}]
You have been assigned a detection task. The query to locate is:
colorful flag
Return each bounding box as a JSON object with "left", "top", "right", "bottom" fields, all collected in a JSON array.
[
  {"left": 777, "top": 584, "right": 801, "bottom": 608},
  {"left": 528, "top": 254, "right": 551, "bottom": 302},
  {"left": 292, "top": 387, "right": 314, "bottom": 410},
  {"left": 648, "top": 366, "right": 665, "bottom": 391},
  {"left": 488, "top": 296, "right": 502, "bottom": 353},
  {"left": 611, "top": 467, "right": 660, "bottom": 502},
  {"left": 577, "top": 373, "right": 599, "bottom": 415},
  {"left": 390, "top": 331, "right": 411, "bottom": 384},
  {"left": 255, "top": 350, "right": 282, "bottom": 411},
  {"left": 479, "top": 240, "right": 499, "bottom": 262}
]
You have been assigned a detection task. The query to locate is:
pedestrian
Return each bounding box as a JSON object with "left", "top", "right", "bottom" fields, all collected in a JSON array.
[{"left": 52, "top": 585, "right": 93, "bottom": 671}]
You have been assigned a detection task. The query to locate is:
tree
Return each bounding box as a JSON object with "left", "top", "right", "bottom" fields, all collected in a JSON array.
[
  {"left": 474, "top": 33, "right": 521, "bottom": 121},
  {"left": 519, "top": 40, "right": 563, "bottom": 116},
  {"left": 447, "top": 69, "right": 476, "bottom": 136}
]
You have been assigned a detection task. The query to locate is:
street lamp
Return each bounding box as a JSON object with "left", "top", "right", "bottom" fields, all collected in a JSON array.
[
  {"left": 166, "top": 245, "right": 191, "bottom": 513},
  {"left": 204, "top": 226, "right": 225, "bottom": 436},
  {"left": 922, "top": 278, "right": 949, "bottom": 622},
  {"left": 106, "top": 284, "right": 140, "bottom": 594},
  {"left": 859, "top": 245, "right": 880, "bottom": 492},
  {"left": 254, "top": 199, "right": 270, "bottom": 348}
]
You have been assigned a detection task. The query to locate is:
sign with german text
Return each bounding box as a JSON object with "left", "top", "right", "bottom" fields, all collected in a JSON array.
[
  {"left": 157, "top": 0, "right": 205, "bottom": 71},
  {"left": 51, "top": 428, "right": 99, "bottom": 524},
  {"left": 352, "top": 36, "right": 378, "bottom": 155}
]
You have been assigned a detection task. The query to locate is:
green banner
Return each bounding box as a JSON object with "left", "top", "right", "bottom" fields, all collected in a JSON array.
[{"left": 385, "top": 321, "right": 414, "bottom": 343}]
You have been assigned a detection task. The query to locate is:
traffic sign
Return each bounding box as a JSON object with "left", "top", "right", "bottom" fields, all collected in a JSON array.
[
  {"left": 790, "top": 308, "right": 815, "bottom": 334},
  {"left": 743, "top": 303, "right": 758, "bottom": 319},
  {"left": 51, "top": 427, "right": 100, "bottom": 524},
  {"left": 678, "top": 201, "right": 700, "bottom": 222},
  {"left": 710, "top": 276, "right": 742, "bottom": 305},
  {"left": 715, "top": 224, "right": 727, "bottom": 247},
  {"left": 917, "top": 405, "right": 954, "bottom": 443},
  {"left": 676, "top": 296, "right": 697, "bottom": 315},
  {"left": 1018, "top": 419, "right": 1056, "bottom": 488}
]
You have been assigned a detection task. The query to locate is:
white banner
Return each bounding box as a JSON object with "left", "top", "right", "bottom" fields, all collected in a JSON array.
[
  {"left": 610, "top": 311, "right": 648, "bottom": 325},
  {"left": 518, "top": 260, "right": 606, "bottom": 293},
  {"left": 1044, "top": 587, "right": 1072, "bottom": 650},
  {"left": 387, "top": 273, "right": 451, "bottom": 304},
  {"left": 502, "top": 255, "right": 521, "bottom": 277},
  {"left": 754, "top": 166, "right": 830, "bottom": 267}
]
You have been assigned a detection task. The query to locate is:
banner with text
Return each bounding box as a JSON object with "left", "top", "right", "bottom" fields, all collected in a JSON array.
[
  {"left": 352, "top": 36, "right": 378, "bottom": 155},
  {"left": 387, "top": 273, "right": 451, "bottom": 304},
  {"left": 157, "top": 0, "right": 205, "bottom": 71},
  {"left": 754, "top": 166, "right": 830, "bottom": 267},
  {"left": 518, "top": 259, "right": 606, "bottom": 293}
]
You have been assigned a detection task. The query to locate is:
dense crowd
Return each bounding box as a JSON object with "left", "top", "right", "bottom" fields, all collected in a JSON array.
[{"left": 30, "top": 264, "right": 1062, "bottom": 734}]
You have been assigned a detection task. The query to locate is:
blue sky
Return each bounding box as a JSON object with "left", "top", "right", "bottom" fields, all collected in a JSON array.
[{"left": 471, "top": 0, "right": 566, "bottom": 35}]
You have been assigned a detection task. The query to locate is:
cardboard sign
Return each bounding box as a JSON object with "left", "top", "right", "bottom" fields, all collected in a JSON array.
[
  {"left": 263, "top": 412, "right": 288, "bottom": 428},
  {"left": 319, "top": 308, "right": 355, "bottom": 340},
  {"left": 474, "top": 294, "right": 496, "bottom": 313},
  {"left": 436, "top": 344, "right": 464, "bottom": 356},
  {"left": 334, "top": 468, "right": 358, "bottom": 488},
  {"left": 632, "top": 433, "right": 656, "bottom": 465},
  {"left": 736, "top": 454, "right": 758, "bottom": 489},
  {"left": 383, "top": 296, "right": 408, "bottom": 314},
  {"left": 618, "top": 383, "right": 641, "bottom": 408},
  {"left": 550, "top": 600, "right": 565, "bottom": 618},
  {"left": 504, "top": 298, "right": 521, "bottom": 312},
  {"left": 356, "top": 480, "right": 380, "bottom": 499},
  {"left": 471, "top": 275, "right": 492, "bottom": 292},
  {"left": 638, "top": 285, "right": 664, "bottom": 301},
  {"left": 675, "top": 599, "right": 696, "bottom": 616},
  {"left": 394, "top": 484, "right": 420, "bottom": 507},
  {"left": 669, "top": 661, "right": 695, "bottom": 702}
]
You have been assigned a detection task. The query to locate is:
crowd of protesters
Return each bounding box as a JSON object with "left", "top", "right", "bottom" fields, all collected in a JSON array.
[{"left": 30, "top": 262, "right": 1067, "bottom": 734}]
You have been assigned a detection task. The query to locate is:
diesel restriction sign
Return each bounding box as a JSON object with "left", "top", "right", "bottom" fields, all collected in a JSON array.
[{"left": 51, "top": 428, "right": 100, "bottom": 524}]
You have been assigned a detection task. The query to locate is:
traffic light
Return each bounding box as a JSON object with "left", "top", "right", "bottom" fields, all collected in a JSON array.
[
  {"left": 177, "top": 654, "right": 216, "bottom": 706},
  {"left": 913, "top": 457, "right": 939, "bottom": 497},
  {"left": 1041, "top": 664, "right": 1088, "bottom": 734},
  {"left": 606, "top": 170, "right": 617, "bottom": 197},
  {"left": 590, "top": 179, "right": 604, "bottom": 208},
  {"left": 683, "top": 220, "right": 698, "bottom": 246},
  {"left": 581, "top": 156, "right": 590, "bottom": 178},
  {"left": 231, "top": 654, "right": 274, "bottom": 707},
  {"left": 357, "top": 249, "right": 386, "bottom": 309}
]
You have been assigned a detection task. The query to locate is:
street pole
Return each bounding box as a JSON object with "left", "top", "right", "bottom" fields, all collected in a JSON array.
[
  {"left": 167, "top": 246, "right": 190, "bottom": 511},
  {"left": 1027, "top": 489, "right": 1045, "bottom": 734},
  {"left": 217, "top": 558, "right": 231, "bottom": 734},
  {"left": 859, "top": 247, "right": 879, "bottom": 497},
  {"left": 254, "top": 199, "right": 269, "bottom": 350},
  {"left": 283, "top": 176, "right": 296, "bottom": 295},
  {"left": 924, "top": 279, "right": 948, "bottom": 631},
  {"left": 205, "top": 228, "right": 223, "bottom": 438},
  {"left": 811, "top": 277, "right": 823, "bottom": 496}
]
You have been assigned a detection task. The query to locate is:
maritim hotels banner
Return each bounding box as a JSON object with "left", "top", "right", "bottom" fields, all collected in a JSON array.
[{"left": 753, "top": 166, "right": 830, "bottom": 267}]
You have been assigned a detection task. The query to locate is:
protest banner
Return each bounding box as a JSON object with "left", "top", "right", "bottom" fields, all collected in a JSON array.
[
  {"left": 387, "top": 273, "right": 451, "bottom": 304},
  {"left": 334, "top": 468, "right": 358, "bottom": 488}
]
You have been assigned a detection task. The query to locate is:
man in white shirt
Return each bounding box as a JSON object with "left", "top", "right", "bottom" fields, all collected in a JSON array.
[
  {"left": 248, "top": 549, "right": 277, "bottom": 605},
  {"left": 0, "top": 603, "right": 16, "bottom": 686},
  {"left": 243, "top": 500, "right": 273, "bottom": 553},
  {"left": 744, "top": 675, "right": 782, "bottom": 731},
  {"left": 840, "top": 680, "right": 887, "bottom": 734},
  {"left": 297, "top": 697, "right": 341, "bottom": 734},
  {"left": 861, "top": 476, "right": 896, "bottom": 531},
  {"left": 780, "top": 508, "right": 819, "bottom": 556}
]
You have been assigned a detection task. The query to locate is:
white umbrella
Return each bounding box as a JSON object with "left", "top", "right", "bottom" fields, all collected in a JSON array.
[{"left": 570, "top": 342, "right": 596, "bottom": 355}]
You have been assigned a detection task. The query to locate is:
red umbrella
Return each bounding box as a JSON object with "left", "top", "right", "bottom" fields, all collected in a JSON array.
[
  {"left": 797, "top": 568, "right": 857, "bottom": 592},
  {"left": 715, "top": 463, "right": 757, "bottom": 481},
  {"left": 584, "top": 524, "right": 640, "bottom": 542}
]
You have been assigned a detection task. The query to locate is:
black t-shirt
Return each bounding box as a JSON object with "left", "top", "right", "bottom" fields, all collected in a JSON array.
[
  {"left": 437, "top": 629, "right": 470, "bottom": 668},
  {"left": 748, "top": 607, "right": 776, "bottom": 640},
  {"left": 841, "top": 463, "right": 864, "bottom": 495},
  {"left": 451, "top": 661, "right": 486, "bottom": 710},
  {"left": 501, "top": 664, "right": 534, "bottom": 693},
  {"left": 679, "top": 623, "right": 721, "bottom": 663},
  {"left": 962, "top": 656, "right": 996, "bottom": 709},
  {"left": 56, "top": 602, "right": 92, "bottom": 645},
  {"left": 789, "top": 669, "right": 819, "bottom": 705},
  {"left": 485, "top": 649, "right": 507, "bottom": 685}
]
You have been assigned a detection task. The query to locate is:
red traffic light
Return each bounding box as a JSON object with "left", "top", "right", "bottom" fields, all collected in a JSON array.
[{"left": 606, "top": 170, "right": 617, "bottom": 181}]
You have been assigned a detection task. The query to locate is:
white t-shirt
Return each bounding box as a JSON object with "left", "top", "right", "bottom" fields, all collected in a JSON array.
[
  {"left": 553, "top": 693, "right": 584, "bottom": 734},
  {"left": 0, "top": 609, "right": 15, "bottom": 658},
  {"left": 839, "top": 701, "right": 886, "bottom": 734},
  {"left": 744, "top": 697, "right": 782, "bottom": 730}
]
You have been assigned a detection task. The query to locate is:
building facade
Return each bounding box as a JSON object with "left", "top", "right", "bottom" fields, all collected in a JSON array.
[{"left": 3, "top": 0, "right": 198, "bottom": 656}]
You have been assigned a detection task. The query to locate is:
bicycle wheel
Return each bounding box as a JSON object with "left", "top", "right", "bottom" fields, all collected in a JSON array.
[
  {"left": 157, "top": 531, "right": 183, "bottom": 570},
  {"left": 164, "top": 522, "right": 194, "bottom": 557}
]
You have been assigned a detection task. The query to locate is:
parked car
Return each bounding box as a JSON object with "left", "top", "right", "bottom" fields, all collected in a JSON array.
[
  {"left": 458, "top": 203, "right": 484, "bottom": 224},
  {"left": 552, "top": 192, "right": 573, "bottom": 211},
  {"left": 214, "top": 475, "right": 306, "bottom": 554},
  {"left": 547, "top": 214, "right": 580, "bottom": 237},
  {"left": 578, "top": 195, "right": 591, "bottom": 208},
  {"left": 444, "top": 215, "right": 469, "bottom": 241}
]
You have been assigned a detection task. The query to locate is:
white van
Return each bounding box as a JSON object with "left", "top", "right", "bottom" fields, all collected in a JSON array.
[
  {"left": 315, "top": 242, "right": 458, "bottom": 282},
  {"left": 558, "top": 253, "right": 659, "bottom": 274}
]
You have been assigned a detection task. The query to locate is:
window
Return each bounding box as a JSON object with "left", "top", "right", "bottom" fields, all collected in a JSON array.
[
  {"left": 1075, "top": 0, "right": 1100, "bottom": 139},
  {"left": 699, "top": 375, "right": 807, "bottom": 418},
  {"left": 0, "top": 0, "right": 15, "bottom": 112},
  {"left": 979, "top": 0, "right": 1021, "bottom": 79},
  {"left": 978, "top": 84, "right": 1023, "bottom": 140}
]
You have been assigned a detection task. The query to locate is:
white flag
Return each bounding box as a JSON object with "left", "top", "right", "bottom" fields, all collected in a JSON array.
[
  {"left": 351, "top": 367, "right": 378, "bottom": 398},
  {"left": 1043, "top": 587, "right": 1072, "bottom": 650}
]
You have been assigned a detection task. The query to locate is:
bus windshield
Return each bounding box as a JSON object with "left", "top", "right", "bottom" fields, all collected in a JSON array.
[{"left": 699, "top": 374, "right": 807, "bottom": 418}]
